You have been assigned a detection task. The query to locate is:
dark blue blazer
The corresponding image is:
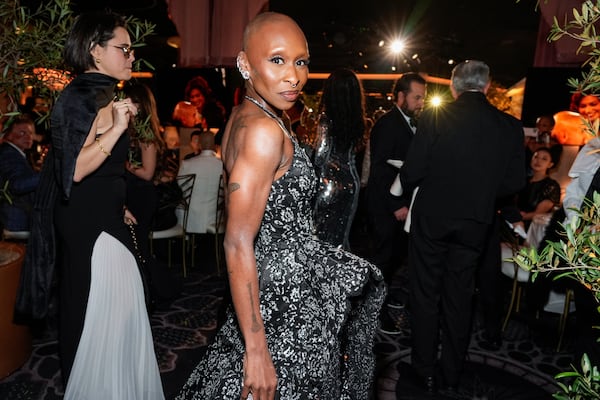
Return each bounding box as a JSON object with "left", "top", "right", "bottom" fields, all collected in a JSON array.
[{"left": 0, "top": 142, "right": 40, "bottom": 231}]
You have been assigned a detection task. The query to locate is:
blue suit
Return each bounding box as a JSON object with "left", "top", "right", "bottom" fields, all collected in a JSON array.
[{"left": 0, "top": 142, "right": 40, "bottom": 231}]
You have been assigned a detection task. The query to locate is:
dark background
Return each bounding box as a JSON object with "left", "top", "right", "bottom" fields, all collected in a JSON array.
[{"left": 24, "top": 0, "right": 583, "bottom": 126}]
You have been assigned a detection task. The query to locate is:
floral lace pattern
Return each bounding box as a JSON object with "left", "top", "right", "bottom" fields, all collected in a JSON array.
[{"left": 176, "top": 131, "right": 385, "bottom": 400}]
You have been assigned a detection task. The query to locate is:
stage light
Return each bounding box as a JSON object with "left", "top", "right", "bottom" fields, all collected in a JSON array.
[
  {"left": 389, "top": 39, "right": 405, "bottom": 54},
  {"left": 430, "top": 95, "right": 443, "bottom": 107}
]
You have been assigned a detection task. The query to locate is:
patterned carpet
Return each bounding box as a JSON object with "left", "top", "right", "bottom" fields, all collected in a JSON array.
[
  {"left": 375, "top": 305, "right": 572, "bottom": 399},
  {"left": 0, "top": 236, "right": 578, "bottom": 400}
]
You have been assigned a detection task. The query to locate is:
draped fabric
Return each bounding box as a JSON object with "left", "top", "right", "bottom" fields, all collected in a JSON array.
[
  {"left": 14, "top": 73, "right": 118, "bottom": 320},
  {"left": 167, "top": 0, "right": 268, "bottom": 67}
]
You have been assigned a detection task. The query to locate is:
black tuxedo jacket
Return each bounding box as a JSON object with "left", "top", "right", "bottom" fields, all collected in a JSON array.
[
  {"left": 367, "top": 106, "right": 415, "bottom": 218},
  {"left": 401, "top": 91, "right": 525, "bottom": 224}
]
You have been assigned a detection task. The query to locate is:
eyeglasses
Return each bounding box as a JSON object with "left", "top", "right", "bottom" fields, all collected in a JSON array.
[{"left": 111, "top": 45, "right": 134, "bottom": 59}]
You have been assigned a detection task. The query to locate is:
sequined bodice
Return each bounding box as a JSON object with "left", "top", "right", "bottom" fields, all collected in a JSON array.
[{"left": 255, "top": 138, "right": 318, "bottom": 249}]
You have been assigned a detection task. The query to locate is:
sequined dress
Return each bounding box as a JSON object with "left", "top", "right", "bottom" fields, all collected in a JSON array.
[
  {"left": 176, "top": 114, "right": 385, "bottom": 400},
  {"left": 312, "top": 114, "right": 360, "bottom": 249}
]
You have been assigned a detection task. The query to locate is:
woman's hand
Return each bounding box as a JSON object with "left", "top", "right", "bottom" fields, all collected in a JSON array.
[
  {"left": 125, "top": 161, "right": 136, "bottom": 173},
  {"left": 112, "top": 98, "right": 138, "bottom": 133},
  {"left": 124, "top": 207, "right": 137, "bottom": 225},
  {"left": 241, "top": 349, "right": 277, "bottom": 400}
]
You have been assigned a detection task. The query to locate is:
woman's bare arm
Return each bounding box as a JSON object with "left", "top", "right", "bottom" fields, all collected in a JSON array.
[
  {"left": 73, "top": 99, "right": 137, "bottom": 182},
  {"left": 224, "top": 117, "right": 286, "bottom": 400},
  {"left": 126, "top": 142, "right": 157, "bottom": 181},
  {"left": 520, "top": 199, "right": 555, "bottom": 221}
]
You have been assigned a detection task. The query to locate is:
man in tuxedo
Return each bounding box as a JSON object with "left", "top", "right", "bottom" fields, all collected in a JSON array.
[
  {"left": 0, "top": 114, "right": 40, "bottom": 232},
  {"left": 399, "top": 60, "right": 525, "bottom": 393},
  {"left": 366, "top": 72, "right": 427, "bottom": 333}
]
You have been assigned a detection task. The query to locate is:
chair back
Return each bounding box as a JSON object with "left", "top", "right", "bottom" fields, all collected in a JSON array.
[
  {"left": 500, "top": 242, "right": 530, "bottom": 282},
  {"left": 544, "top": 289, "right": 576, "bottom": 314},
  {"left": 175, "top": 174, "right": 196, "bottom": 231},
  {"left": 209, "top": 174, "right": 226, "bottom": 234}
]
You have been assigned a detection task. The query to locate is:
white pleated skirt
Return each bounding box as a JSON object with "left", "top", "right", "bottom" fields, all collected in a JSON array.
[{"left": 64, "top": 232, "right": 165, "bottom": 400}]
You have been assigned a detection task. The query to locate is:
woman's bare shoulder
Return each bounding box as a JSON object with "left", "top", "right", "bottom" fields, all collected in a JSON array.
[{"left": 224, "top": 106, "right": 285, "bottom": 162}]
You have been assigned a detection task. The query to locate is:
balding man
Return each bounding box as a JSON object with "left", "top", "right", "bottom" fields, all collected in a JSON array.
[
  {"left": 399, "top": 60, "right": 525, "bottom": 394},
  {"left": 178, "top": 130, "right": 223, "bottom": 234},
  {"left": 0, "top": 114, "right": 40, "bottom": 232}
]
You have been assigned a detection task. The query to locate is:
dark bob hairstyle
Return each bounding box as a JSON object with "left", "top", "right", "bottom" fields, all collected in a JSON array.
[{"left": 63, "top": 12, "right": 127, "bottom": 75}]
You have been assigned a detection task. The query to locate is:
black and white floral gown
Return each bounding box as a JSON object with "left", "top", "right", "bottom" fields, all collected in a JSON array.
[{"left": 176, "top": 122, "right": 386, "bottom": 400}]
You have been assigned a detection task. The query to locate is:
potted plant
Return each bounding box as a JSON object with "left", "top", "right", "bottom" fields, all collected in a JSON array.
[
  {"left": 0, "top": 0, "right": 155, "bottom": 124},
  {"left": 510, "top": 1, "right": 600, "bottom": 398},
  {"left": 513, "top": 193, "right": 600, "bottom": 398},
  {"left": 0, "top": 0, "right": 155, "bottom": 224},
  {"left": 512, "top": 3, "right": 600, "bottom": 397},
  {"left": 0, "top": 240, "right": 29, "bottom": 377}
]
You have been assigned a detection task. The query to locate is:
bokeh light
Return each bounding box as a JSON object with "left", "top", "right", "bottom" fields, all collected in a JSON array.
[
  {"left": 430, "top": 95, "right": 443, "bottom": 107},
  {"left": 389, "top": 39, "right": 405, "bottom": 54}
]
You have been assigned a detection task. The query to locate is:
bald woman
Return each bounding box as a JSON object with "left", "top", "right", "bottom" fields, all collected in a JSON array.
[{"left": 177, "top": 12, "right": 385, "bottom": 400}]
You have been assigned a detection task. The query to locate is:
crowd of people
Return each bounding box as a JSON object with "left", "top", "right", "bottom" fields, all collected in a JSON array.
[{"left": 2, "top": 8, "right": 600, "bottom": 400}]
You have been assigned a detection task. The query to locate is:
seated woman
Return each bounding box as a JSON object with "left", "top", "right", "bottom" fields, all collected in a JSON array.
[
  {"left": 478, "top": 147, "right": 559, "bottom": 347},
  {"left": 501, "top": 146, "right": 561, "bottom": 240},
  {"left": 501, "top": 147, "right": 564, "bottom": 322}
]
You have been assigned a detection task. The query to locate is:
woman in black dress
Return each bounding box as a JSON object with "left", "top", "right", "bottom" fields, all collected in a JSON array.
[
  {"left": 501, "top": 146, "right": 560, "bottom": 233},
  {"left": 17, "top": 12, "right": 164, "bottom": 399}
]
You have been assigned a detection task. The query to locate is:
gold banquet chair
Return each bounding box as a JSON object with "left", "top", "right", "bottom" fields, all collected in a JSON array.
[
  {"left": 500, "top": 222, "right": 575, "bottom": 352},
  {"left": 543, "top": 288, "right": 576, "bottom": 352},
  {"left": 501, "top": 213, "right": 554, "bottom": 332},
  {"left": 150, "top": 173, "right": 196, "bottom": 277},
  {"left": 500, "top": 241, "right": 531, "bottom": 332}
]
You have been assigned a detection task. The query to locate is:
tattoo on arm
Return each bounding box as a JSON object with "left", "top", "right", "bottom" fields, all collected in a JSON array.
[
  {"left": 247, "top": 283, "right": 261, "bottom": 333},
  {"left": 229, "top": 182, "right": 240, "bottom": 193}
]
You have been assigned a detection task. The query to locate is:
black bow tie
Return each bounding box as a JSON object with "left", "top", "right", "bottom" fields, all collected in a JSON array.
[{"left": 409, "top": 118, "right": 417, "bottom": 128}]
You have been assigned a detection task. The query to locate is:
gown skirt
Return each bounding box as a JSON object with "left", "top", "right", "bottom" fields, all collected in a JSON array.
[
  {"left": 55, "top": 133, "right": 164, "bottom": 399},
  {"left": 176, "top": 128, "right": 385, "bottom": 399}
]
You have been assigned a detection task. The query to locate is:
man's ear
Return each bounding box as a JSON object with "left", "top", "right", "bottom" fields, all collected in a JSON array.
[
  {"left": 482, "top": 81, "right": 491, "bottom": 95},
  {"left": 396, "top": 91, "right": 405, "bottom": 105},
  {"left": 450, "top": 83, "right": 458, "bottom": 100}
]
